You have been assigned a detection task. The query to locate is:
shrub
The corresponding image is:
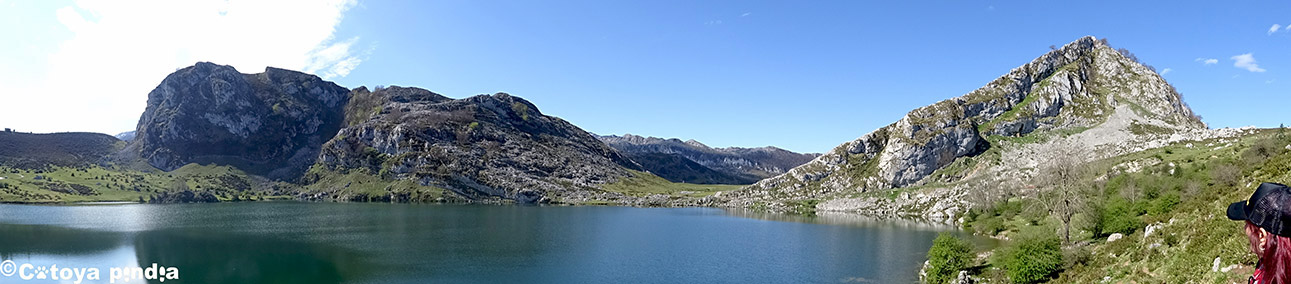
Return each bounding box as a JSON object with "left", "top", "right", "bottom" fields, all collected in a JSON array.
[
  {"left": 1101, "top": 197, "right": 1143, "bottom": 236},
  {"left": 926, "top": 233, "right": 975, "bottom": 284},
  {"left": 1148, "top": 192, "right": 1180, "bottom": 215},
  {"left": 973, "top": 215, "right": 1006, "bottom": 236},
  {"left": 992, "top": 228, "right": 1063, "bottom": 284}
]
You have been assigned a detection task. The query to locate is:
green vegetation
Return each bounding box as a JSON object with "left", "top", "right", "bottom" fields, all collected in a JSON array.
[
  {"left": 599, "top": 170, "right": 741, "bottom": 199},
  {"left": 301, "top": 165, "right": 452, "bottom": 202},
  {"left": 990, "top": 227, "right": 1064, "bottom": 283},
  {"left": 511, "top": 102, "right": 530, "bottom": 121},
  {"left": 0, "top": 163, "right": 288, "bottom": 203},
  {"left": 343, "top": 87, "right": 387, "bottom": 126},
  {"left": 593, "top": 170, "right": 738, "bottom": 203},
  {"left": 926, "top": 233, "right": 976, "bottom": 284},
  {"left": 958, "top": 129, "right": 1291, "bottom": 283}
]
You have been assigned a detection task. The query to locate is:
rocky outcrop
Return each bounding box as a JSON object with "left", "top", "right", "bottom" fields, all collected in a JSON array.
[
  {"left": 312, "top": 86, "right": 640, "bottom": 203},
  {"left": 725, "top": 36, "right": 1206, "bottom": 217},
  {"left": 599, "top": 134, "right": 820, "bottom": 184},
  {"left": 128, "top": 62, "right": 350, "bottom": 180}
]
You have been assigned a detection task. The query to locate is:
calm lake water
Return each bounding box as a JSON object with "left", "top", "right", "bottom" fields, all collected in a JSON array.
[{"left": 0, "top": 202, "right": 978, "bottom": 283}]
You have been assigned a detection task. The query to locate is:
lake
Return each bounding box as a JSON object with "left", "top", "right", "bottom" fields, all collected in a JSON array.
[{"left": 0, "top": 202, "right": 975, "bottom": 283}]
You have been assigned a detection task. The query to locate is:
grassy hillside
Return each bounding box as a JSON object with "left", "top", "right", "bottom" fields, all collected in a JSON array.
[
  {"left": 0, "top": 163, "right": 293, "bottom": 203},
  {"left": 949, "top": 128, "right": 1290, "bottom": 283},
  {"left": 600, "top": 169, "right": 741, "bottom": 198},
  {"left": 299, "top": 165, "right": 457, "bottom": 202},
  {"left": 0, "top": 131, "right": 123, "bottom": 169}
]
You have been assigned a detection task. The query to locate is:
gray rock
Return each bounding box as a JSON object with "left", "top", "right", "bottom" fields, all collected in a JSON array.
[
  {"left": 127, "top": 62, "right": 350, "bottom": 180},
  {"left": 1107, "top": 233, "right": 1124, "bottom": 242},
  {"left": 720, "top": 36, "right": 1206, "bottom": 219},
  {"left": 955, "top": 270, "right": 975, "bottom": 284},
  {"left": 313, "top": 87, "right": 640, "bottom": 203}
]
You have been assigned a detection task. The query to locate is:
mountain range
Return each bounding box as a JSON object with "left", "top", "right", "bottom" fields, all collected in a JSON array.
[
  {"left": 598, "top": 134, "right": 818, "bottom": 184},
  {"left": 0, "top": 36, "right": 1252, "bottom": 219}
]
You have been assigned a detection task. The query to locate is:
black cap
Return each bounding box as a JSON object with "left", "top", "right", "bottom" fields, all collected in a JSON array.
[{"left": 1228, "top": 182, "right": 1291, "bottom": 237}]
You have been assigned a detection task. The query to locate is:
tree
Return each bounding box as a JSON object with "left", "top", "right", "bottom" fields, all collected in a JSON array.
[
  {"left": 926, "top": 233, "right": 975, "bottom": 284},
  {"left": 1035, "top": 141, "right": 1091, "bottom": 244}
]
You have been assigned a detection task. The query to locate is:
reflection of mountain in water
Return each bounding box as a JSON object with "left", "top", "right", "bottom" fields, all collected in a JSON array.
[
  {"left": 0, "top": 223, "right": 126, "bottom": 259},
  {"left": 131, "top": 229, "right": 377, "bottom": 284},
  {"left": 721, "top": 209, "right": 959, "bottom": 231}
]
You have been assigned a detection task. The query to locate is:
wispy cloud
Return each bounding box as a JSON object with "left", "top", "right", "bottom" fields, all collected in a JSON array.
[
  {"left": 1270, "top": 24, "right": 1283, "bottom": 35},
  {"left": 705, "top": 20, "right": 723, "bottom": 25},
  {"left": 741, "top": 12, "right": 751, "bottom": 17},
  {"left": 1195, "top": 58, "right": 1218, "bottom": 65},
  {"left": 1160, "top": 68, "right": 1173, "bottom": 75},
  {"left": 1231, "top": 53, "right": 1266, "bottom": 72},
  {"left": 0, "top": 0, "right": 363, "bottom": 134}
]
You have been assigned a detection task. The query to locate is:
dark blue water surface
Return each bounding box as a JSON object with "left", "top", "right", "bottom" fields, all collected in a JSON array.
[{"left": 0, "top": 202, "right": 976, "bottom": 283}]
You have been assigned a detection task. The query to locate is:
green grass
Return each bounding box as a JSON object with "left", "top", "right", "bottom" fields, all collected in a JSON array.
[
  {"left": 959, "top": 129, "right": 1289, "bottom": 283},
  {"left": 301, "top": 165, "right": 450, "bottom": 202},
  {"left": 0, "top": 163, "right": 283, "bottom": 203},
  {"left": 599, "top": 170, "right": 742, "bottom": 198}
]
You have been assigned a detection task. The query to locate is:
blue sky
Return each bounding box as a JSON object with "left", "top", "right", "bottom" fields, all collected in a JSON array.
[{"left": 1, "top": 1, "right": 1287, "bottom": 153}]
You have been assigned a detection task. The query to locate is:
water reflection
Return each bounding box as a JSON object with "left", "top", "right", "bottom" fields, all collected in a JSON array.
[
  {"left": 0, "top": 203, "right": 977, "bottom": 283},
  {"left": 132, "top": 229, "right": 375, "bottom": 284},
  {"left": 724, "top": 208, "right": 960, "bottom": 231},
  {"left": 0, "top": 223, "right": 125, "bottom": 258}
]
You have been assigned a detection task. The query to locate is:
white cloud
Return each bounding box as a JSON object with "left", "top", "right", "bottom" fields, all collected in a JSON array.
[
  {"left": 1231, "top": 53, "right": 1266, "bottom": 72},
  {"left": 1160, "top": 68, "right": 1172, "bottom": 75},
  {"left": 1271, "top": 24, "right": 1283, "bottom": 35},
  {"left": 740, "top": 12, "right": 751, "bottom": 17},
  {"left": 0, "top": 0, "right": 362, "bottom": 135},
  {"left": 1195, "top": 58, "right": 1218, "bottom": 65}
]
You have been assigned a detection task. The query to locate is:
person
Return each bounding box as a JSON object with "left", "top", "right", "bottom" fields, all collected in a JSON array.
[{"left": 1228, "top": 182, "right": 1291, "bottom": 284}]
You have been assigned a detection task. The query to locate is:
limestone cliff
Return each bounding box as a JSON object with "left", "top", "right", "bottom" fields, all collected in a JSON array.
[
  {"left": 128, "top": 62, "right": 350, "bottom": 180},
  {"left": 725, "top": 36, "right": 1206, "bottom": 218},
  {"left": 311, "top": 86, "right": 641, "bottom": 203}
]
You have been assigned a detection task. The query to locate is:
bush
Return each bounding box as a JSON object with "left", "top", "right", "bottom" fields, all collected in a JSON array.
[
  {"left": 975, "top": 216, "right": 1006, "bottom": 236},
  {"left": 992, "top": 228, "right": 1063, "bottom": 284},
  {"left": 1148, "top": 192, "right": 1180, "bottom": 215},
  {"left": 1101, "top": 197, "right": 1144, "bottom": 236},
  {"left": 926, "top": 233, "right": 975, "bottom": 284}
]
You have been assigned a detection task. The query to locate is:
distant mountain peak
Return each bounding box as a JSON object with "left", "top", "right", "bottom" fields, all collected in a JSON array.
[
  {"left": 598, "top": 134, "right": 820, "bottom": 184},
  {"left": 725, "top": 36, "right": 1207, "bottom": 216}
]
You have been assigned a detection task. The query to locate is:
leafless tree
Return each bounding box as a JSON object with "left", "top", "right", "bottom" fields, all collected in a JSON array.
[{"left": 1035, "top": 141, "right": 1091, "bottom": 244}]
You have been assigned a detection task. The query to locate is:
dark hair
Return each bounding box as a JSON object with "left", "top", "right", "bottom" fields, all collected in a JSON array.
[{"left": 1249, "top": 221, "right": 1291, "bottom": 284}]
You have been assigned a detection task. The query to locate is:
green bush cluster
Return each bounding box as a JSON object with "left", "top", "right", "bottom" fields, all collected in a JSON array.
[
  {"left": 963, "top": 199, "right": 1026, "bottom": 236},
  {"left": 991, "top": 228, "right": 1063, "bottom": 284},
  {"left": 1097, "top": 197, "right": 1144, "bottom": 236},
  {"left": 925, "top": 233, "right": 975, "bottom": 284}
]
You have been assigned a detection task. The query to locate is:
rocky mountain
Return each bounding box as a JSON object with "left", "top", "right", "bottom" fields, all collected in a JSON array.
[
  {"left": 599, "top": 134, "right": 820, "bottom": 184},
  {"left": 721, "top": 36, "right": 1209, "bottom": 219},
  {"left": 126, "top": 62, "right": 351, "bottom": 180},
  {"left": 309, "top": 86, "right": 641, "bottom": 203},
  {"left": 114, "top": 131, "right": 136, "bottom": 142}
]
